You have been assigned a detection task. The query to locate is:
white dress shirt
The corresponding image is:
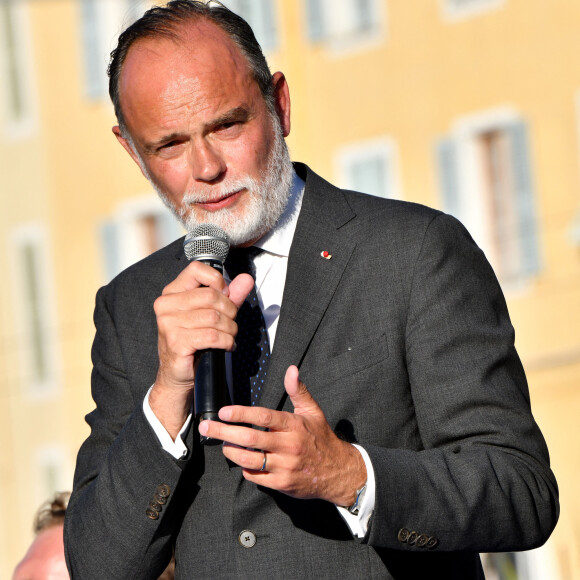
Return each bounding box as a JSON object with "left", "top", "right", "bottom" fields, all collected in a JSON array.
[{"left": 143, "top": 170, "right": 375, "bottom": 537}]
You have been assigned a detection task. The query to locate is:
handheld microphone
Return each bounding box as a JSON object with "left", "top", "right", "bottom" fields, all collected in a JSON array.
[{"left": 184, "top": 224, "right": 230, "bottom": 445}]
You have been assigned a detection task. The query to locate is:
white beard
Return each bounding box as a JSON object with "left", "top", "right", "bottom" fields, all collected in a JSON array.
[{"left": 147, "top": 114, "right": 294, "bottom": 247}]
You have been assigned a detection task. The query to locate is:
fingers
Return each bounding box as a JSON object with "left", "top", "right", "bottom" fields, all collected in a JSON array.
[
  {"left": 200, "top": 418, "right": 267, "bottom": 450},
  {"left": 228, "top": 273, "right": 255, "bottom": 309},
  {"left": 162, "top": 261, "right": 254, "bottom": 308},
  {"left": 162, "top": 260, "right": 226, "bottom": 295},
  {"left": 221, "top": 445, "right": 270, "bottom": 473},
  {"left": 284, "top": 365, "right": 322, "bottom": 418},
  {"left": 217, "top": 405, "right": 290, "bottom": 433},
  {"left": 154, "top": 268, "right": 254, "bottom": 357}
]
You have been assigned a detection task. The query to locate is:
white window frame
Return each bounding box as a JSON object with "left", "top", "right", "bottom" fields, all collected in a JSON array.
[
  {"left": 481, "top": 543, "right": 558, "bottom": 580},
  {"left": 0, "top": 0, "right": 37, "bottom": 139},
  {"left": 449, "top": 107, "right": 521, "bottom": 253},
  {"left": 441, "top": 0, "right": 505, "bottom": 22},
  {"left": 35, "top": 445, "right": 70, "bottom": 506},
  {"left": 222, "top": 0, "right": 279, "bottom": 52},
  {"left": 335, "top": 136, "right": 402, "bottom": 200},
  {"left": 80, "top": 0, "right": 149, "bottom": 100},
  {"left": 9, "top": 224, "right": 60, "bottom": 398},
  {"left": 305, "top": 0, "right": 386, "bottom": 55},
  {"left": 441, "top": 106, "right": 540, "bottom": 290},
  {"left": 99, "top": 194, "right": 184, "bottom": 281}
]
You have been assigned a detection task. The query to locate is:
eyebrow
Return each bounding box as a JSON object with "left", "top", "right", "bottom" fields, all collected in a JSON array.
[
  {"left": 143, "top": 132, "right": 185, "bottom": 154},
  {"left": 142, "top": 106, "right": 252, "bottom": 154},
  {"left": 210, "top": 106, "right": 251, "bottom": 129}
]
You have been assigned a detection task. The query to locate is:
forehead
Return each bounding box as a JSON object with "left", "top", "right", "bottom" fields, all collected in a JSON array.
[{"left": 118, "top": 20, "right": 259, "bottom": 126}]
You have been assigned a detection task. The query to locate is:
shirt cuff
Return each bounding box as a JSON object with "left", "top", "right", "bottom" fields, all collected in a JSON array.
[
  {"left": 335, "top": 444, "right": 376, "bottom": 538},
  {"left": 142, "top": 385, "right": 192, "bottom": 460}
]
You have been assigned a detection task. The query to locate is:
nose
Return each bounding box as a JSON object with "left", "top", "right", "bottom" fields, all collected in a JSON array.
[{"left": 190, "top": 139, "right": 226, "bottom": 183}]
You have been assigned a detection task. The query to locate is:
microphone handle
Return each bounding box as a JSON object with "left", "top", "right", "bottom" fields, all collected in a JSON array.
[{"left": 193, "top": 259, "right": 229, "bottom": 445}]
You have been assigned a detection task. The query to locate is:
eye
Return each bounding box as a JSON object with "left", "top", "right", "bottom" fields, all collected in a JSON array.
[{"left": 219, "top": 121, "right": 239, "bottom": 131}]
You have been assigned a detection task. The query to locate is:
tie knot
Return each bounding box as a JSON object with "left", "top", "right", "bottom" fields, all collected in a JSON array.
[{"left": 225, "top": 246, "right": 263, "bottom": 280}]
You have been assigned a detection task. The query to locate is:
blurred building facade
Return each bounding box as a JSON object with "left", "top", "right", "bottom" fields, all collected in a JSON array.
[{"left": 1, "top": 0, "right": 578, "bottom": 577}]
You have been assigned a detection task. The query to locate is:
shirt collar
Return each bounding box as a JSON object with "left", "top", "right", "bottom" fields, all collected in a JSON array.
[{"left": 254, "top": 170, "right": 305, "bottom": 258}]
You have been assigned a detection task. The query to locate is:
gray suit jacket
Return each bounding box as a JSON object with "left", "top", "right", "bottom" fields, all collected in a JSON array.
[{"left": 65, "top": 163, "right": 558, "bottom": 579}]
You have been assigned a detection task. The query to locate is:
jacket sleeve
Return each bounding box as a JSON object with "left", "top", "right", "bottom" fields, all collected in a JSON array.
[
  {"left": 64, "top": 284, "right": 190, "bottom": 579},
  {"left": 365, "top": 213, "right": 559, "bottom": 552}
]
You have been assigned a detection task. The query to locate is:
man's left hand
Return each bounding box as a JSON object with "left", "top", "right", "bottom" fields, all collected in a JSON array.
[{"left": 198, "top": 365, "right": 367, "bottom": 506}]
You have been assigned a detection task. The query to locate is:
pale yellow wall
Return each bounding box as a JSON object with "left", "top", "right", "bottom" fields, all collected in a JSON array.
[{"left": 1, "top": 0, "right": 579, "bottom": 578}]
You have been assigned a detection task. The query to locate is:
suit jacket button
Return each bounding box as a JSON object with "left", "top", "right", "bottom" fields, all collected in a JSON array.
[
  {"left": 156, "top": 484, "right": 171, "bottom": 498},
  {"left": 238, "top": 530, "right": 257, "bottom": 548},
  {"left": 397, "top": 528, "right": 410, "bottom": 543},
  {"left": 426, "top": 536, "right": 439, "bottom": 549},
  {"left": 154, "top": 493, "right": 167, "bottom": 505},
  {"left": 145, "top": 507, "right": 159, "bottom": 520},
  {"left": 407, "top": 531, "right": 418, "bottom": 545},
  {"left": 416, "top": 534, "right": 429, "bottom": 548},
  {"left": 149, "top": 501, "right": 162, "bottom": 512}
]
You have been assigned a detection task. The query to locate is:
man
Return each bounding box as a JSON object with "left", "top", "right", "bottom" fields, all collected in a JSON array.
[
  {"left": 64, "top": 2, "right": 559, "bottom": 578},
  {"left": 14, "top": 492, "right": 70, "bottom": 580},
  {"left": 16, "top": 492, "right": 175, "bottom": 580}
]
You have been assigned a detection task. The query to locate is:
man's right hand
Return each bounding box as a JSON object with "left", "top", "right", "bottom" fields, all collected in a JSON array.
[{"left": 149, "top": 260, "right": 254, "bottom": 439}]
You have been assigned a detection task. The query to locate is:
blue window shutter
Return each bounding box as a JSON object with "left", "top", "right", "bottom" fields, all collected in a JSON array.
[
  {"left": 507, "top": 121, "right": 541, "bottom": 276},
  {"left": 355, "top": 0, "right": 374, "bottom": 32},
  {"left": 436, "top": 138, "right": 461, "bottom": 218},
  {"left": 306, "top": 0, "right": 325, "bottom": 41},
  {"left": 237, "top": 0, "right": 277, "bottom": 52},
  {"left": 349, "top": 156, "right": 389, "bottom": 198},
  {"left": 99, "top": 220, "right": 120, "bottom": 282},
  {"left": 80, "top": 0, "right": 104, "bottom": 99},
  {"left": 156, "top": 211, "right": 183, "bottom": 248},
  {"left": 257, "top": 0, "right": 277, "bottom": 51}
]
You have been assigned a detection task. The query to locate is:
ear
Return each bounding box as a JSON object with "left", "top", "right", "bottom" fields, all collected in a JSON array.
[
  {"left": 112, "top": 125, "right": 149, "bottom": 177},
  {"left": 271, "top": 71, "right": 291, "bottom": 137}
]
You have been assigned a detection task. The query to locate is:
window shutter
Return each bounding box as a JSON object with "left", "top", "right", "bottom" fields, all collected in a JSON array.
[
  {"left": 355, "top": 0, "right": 374, "bottom": 32},
  {"left": 306, "top": 0, "right": 325, "bottom": 41},
  {"left": 99, "top": 220, "right": 120, "bottom": 282},
  {"left": 349, "top": 156, "right": 389, "bottom": 198},
  {"left": 257, "top": 0, "right": 277, "bottom": 51},
  {"left": 507, "top": 121, "right": 541, "bottom": 276},
  {"left": 436, "top": 138, "right": 461, "bottom": 218},
  {"left": 156, "top": 211, "right": 183, "bottom": 248},
  {"left": 81, "top": 0, "right": 104, "bottom": 99}
]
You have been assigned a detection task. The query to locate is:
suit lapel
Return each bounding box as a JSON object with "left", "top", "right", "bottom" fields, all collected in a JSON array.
[{"left": 258, "top": 164, "right": 357, "bottom": 411}]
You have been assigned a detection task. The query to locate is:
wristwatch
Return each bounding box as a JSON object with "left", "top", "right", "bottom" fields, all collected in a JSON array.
[{"left": 347, "top": 483, "right": 367, "bottom": 515}]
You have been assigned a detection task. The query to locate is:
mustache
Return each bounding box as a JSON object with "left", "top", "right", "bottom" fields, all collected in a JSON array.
[{"left": 181, "top": 177, "right": 258, "bottom": 206}]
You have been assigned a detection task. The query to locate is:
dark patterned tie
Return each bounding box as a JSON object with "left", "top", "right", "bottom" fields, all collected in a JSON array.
[{"left": 225, "top": 247, "right": 271, "bottom": 406}]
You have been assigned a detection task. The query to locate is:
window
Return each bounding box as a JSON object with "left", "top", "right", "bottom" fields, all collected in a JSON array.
[
  {"left": 224, "top": 0, "right": 278, "bottom": 52},
  {"left": 99, "top": 197, "right": 184, "bottom": 282},
  {"left": 481, "top": 546, "right": 558, "bottom": 580},
  {"left": 306, "top": 0, "right": 382, "bottom": 45},
  {"left": 0, "top": 0, "right": 35, "bottom": 136},
  {"left": 571, "top": 90, "right": 580, "bottom": 245},
  {"left": 36, "top": 446, "right": 68, "bottom": 505},
  {"left": 436, "top": 111, "right": 540, "bottom": 285},
  {"left": 80, "top": 0, "right": 149, "bottom": 99},
  {"left": 336, "top": 137, "right": 401, "bottom": 200},
  {"left": 10, "top": 225, "right": 59, "bottom": 396},
  {"left": 442, "top": 0, "right": 505, "bottom": 21}
]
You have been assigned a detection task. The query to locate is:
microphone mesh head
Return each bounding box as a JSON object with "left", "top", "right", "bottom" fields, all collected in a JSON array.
[{"left": 184, "top": 224, "right": 230, "bottom": 263}]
